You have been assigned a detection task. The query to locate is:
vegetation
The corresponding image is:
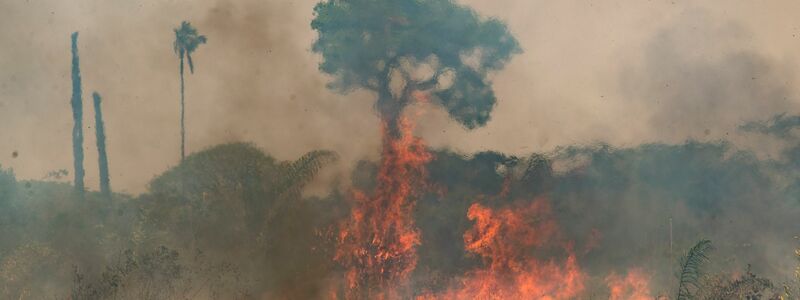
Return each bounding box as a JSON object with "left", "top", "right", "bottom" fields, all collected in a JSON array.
[
  {"left": 2, "top": 139, "right": 800, "bottom": 298},
  {"left": 697, "top": 266, "right": 782, "bottom": 300},
  {"left": 0, "top": 143, "right": 342, "bottom": 299},
  {"left": 2, "top": 3, "right": 800, "bottom": 299},
  {"left": 173, "top": 21, "right": 207, "bottom": 161},
  {"left": 312, "top": 0, "right": 520, "bottom": 134},
  {"left": 676, "top": 239, "right": 713, "bottom": 300}
]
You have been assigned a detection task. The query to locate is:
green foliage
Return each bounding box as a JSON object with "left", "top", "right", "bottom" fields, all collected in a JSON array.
[
  {"left": 677, "top": 239, "right": 713, "bottom": 300},
  {"left": 139, "top": 143, "right": 341, "bottom": 297},
  {"left": 697, "top": 265, "right": 782, "bottom": 300},
  {"left": 145, "top": 143, "right": 337, "bottom": 236},
  {"left": 71, "top": 246, "right": 251, "bottom": 300},
  {"left": 0, "top": 165, "right": 15, "bottom": 204},
  {"left": 174, "top": 21, "right": 206, "bottom": 160},
  {"left": 277, "top": 150, "right": 338, "bottom": 196},
  {"left": 0, "top": 243, "right": 64, "bottom": 299},
  {"left": 311, "top": 0, "right": 520, "bottom": 128},
  {"left": 4, "top": 138, "right": 800, "bottom": 297},
  {"left": 740, "top": 113, "right": 800, "bottom": 139},
  {"left": 173, "top": 21, "right": 206, "bottom": 74},
  {"left": 0, "top": 143, "right": 340, "bottom": 298},
  {"left": 0, "top": 180, "right": 136, "bottom": 299}
]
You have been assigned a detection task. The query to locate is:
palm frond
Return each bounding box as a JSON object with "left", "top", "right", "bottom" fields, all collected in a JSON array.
[
  {"left": 677, "top": 239, "right": 714, "bottom": 300},
  {"left": 173, "top": 21, "right": 206, "bottom": 62},
  {"left": 187, "top": 53, "right": 194, "bottom": 73},
  {"left": 259, "top": 150, "right": 338, "bottom": 227},
  {"left": 276, "top": 150, "right": 338, "bottom": 197}
]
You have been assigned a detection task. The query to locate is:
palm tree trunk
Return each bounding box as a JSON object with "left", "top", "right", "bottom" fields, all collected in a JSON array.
[
  {"left": 70, "top": 32, "right": 85, "bottom": 198},
  {"left": 180, "top": 53, "right": 186, "bottom": 161},
  {"left": 92, "top": 92, "right": 111, "bottom": 200}
]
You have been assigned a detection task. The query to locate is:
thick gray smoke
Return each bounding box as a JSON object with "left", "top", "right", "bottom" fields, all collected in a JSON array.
[{"left": 2, "top": 1, "right": 800, "bottom": 299}]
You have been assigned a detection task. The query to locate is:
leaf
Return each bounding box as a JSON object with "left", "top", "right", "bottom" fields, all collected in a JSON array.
[
  {"left": 676, "top": 239, "right": 713, "bottom": 300},
  {"left": 276, "top": 150, "right": 339, "bottom": 197},
  {"left": 187, "top": 53, "right": 194, "bottom": 74}
]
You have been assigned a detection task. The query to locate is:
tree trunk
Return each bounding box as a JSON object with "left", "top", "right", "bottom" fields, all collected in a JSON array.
[
  {"left": 180, "top": 53, "right": 186, "bottom": 161},
  {"left": 70, "top": 32, "right": 85, "bottom": 198},
  {"left": 377, "top": 82, "right": 408, "bottom": 139},
  {"left": 93, "top": 92, "right": 111, "bottom": 200}
]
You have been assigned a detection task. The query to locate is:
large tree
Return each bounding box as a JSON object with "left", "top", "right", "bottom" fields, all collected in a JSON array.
[
  {"left": 311, "top": 0, "right": 520, "bottom": 135},
  {"left": 173, "top": 21, "right": 206, "bottom": 161},
  {"left": 311, "top": 0, "right": 520, "bottom": 297}
]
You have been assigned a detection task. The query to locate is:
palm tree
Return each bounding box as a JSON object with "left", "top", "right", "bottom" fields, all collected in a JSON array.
[{"left": 173, "top": 21, "right": 206, "bottom": 161}]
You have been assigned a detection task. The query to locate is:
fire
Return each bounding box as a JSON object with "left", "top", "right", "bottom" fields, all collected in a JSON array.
[
  {"left": 605, "top": 269, "right": 654, "bottom": 300},
  {"left": 420, "top": 199, "right": 586, "bottom": 300},
  {"left": 331, "top": 98, "right": 655, "bottom": 299},
  {"left": 334, "top": 115, "right": 432, "bottom": 299}
]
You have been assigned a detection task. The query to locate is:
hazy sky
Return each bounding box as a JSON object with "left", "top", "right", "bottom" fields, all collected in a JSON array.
[{"left": 2, "top": 0, "right": 800, "bottom": 194}]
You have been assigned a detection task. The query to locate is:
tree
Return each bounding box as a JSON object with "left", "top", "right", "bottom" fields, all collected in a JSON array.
[
  {"left": 312, "top": 1, "right": 520, "bottom": 296},
  {"left": 311, "top": 0, "right": 520, "bottom": 135},
  {"left": 92, "top": 92, "right": 111, "bottom": 199},
  {"left": 145, "top": 143, "right": 338, "bottom": 242},
  {"left": 0, "top": 166, "right": 15, "bottom": 216},
  {"left": 70, "top": 32, "right": 85, "bottom": 197},
  {"left": 173, "top": 21, "right": 207, "bottom": 161}
]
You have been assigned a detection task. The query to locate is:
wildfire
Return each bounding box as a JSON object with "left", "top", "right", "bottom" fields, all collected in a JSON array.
[
  {"left": 419, "top": 199, "right": 586, "bottom": 300},
  {"left": 605, "top": 269, "right": 654, "bottom": 300},
  {"left": 331, "top": 97, "right": 655, "bottom": 299},
  {"left": 334, "top": 115, "right": 432, "bottom": 299}
]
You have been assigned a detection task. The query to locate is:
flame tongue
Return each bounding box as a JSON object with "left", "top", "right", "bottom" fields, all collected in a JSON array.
[
  {"left": 335, "top": 116, "right": 432, "bottom": 299},
  {"left": 332, "top": 112, "right": 655, "bottom": 299},
  {"left": 606, "top": 269, "right": 654, "bottom": 300},
  {"left": 419, "top": 199, "right": 587, "bottom": 300}
]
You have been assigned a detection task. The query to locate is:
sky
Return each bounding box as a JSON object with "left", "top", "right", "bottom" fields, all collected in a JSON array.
[{"left": 2, "top": 0, "right": 800, "bottom": 194}]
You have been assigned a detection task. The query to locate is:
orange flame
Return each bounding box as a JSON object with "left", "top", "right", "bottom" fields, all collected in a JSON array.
[
  {"left": 605, "top": 269, "right": 654, "bottom": 300},
  {"left": 334, "top": 116, "right": 432, "bottom": 299},
  {"left": 330, "top": 95, "right": 655, "bottom": 298},
  {"left": 420, "top": 199, "right": 587, "bottom": 300}
]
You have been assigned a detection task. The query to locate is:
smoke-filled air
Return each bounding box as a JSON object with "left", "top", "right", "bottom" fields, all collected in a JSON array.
[{"left": 3, "top": 0, "right": 800, "bottom": 299}]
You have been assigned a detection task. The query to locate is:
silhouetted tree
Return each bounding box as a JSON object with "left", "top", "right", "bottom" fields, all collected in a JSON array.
[
  {"left": 173, "top": 21, "right": 207, "bottom": 161},
  {"left": 311, "top": 0, "right": 520, "bottom": 135},
  {"left": 92, "top": 92, "right": 111, "bottom": 199},
  {"left": 70, "top": 32, "right": 85, "bottom": 197}
]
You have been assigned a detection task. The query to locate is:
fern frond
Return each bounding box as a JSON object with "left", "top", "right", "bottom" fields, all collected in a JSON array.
[
  {"left": 276, "top": 150, "right": 338, "bottom": 196},
  {"left": 677, "top": 239, "right": 713, "bottom": 300}
]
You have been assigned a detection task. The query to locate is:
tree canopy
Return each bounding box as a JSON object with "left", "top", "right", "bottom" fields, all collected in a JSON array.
[
  {"left": 173, "top": 21, "right": 207, "bottom": 74},
  {"left": 311, "top": 0, "right": 520, "bottom": 129}
]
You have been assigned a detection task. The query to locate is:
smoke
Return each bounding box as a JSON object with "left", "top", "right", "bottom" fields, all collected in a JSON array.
[
  {"left": 394, "top": 140, "right": 800, "bottom": 296},
  {"left": 3, "top": 1, "right": 800, "bottom": 195},
  {"left": 311, "top": 0, "right": 520, "bottom": 296},
  {"left": 3, "top": 1, "right": 800, "bottom": 298},
  {"left": 0, "top": 0, "right": 383, "bottom": 194},
  {"left": 619, "top": 8, "right": 795, "bottom": 145}
]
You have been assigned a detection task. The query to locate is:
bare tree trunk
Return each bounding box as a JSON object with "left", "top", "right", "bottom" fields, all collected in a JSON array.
[
  {"left": 93, "top": 92, "right": 111, "bottom": 200},
  {"left": 180, "top": 54, "right": 186, "bottom": 161},
  {"left": 70, "top": 32, "right": 85, "bottom": 198}
]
